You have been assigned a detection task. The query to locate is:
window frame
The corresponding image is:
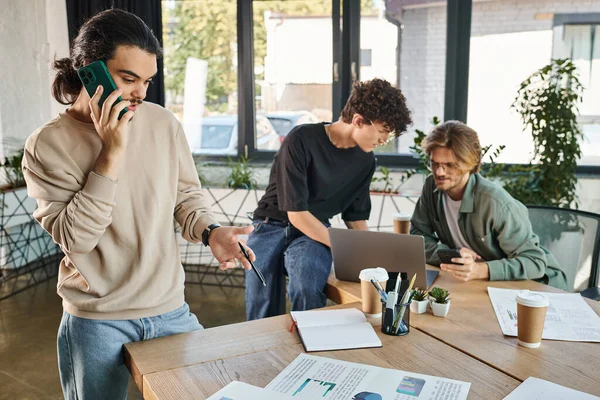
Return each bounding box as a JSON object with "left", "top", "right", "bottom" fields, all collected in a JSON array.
[{"left": 188, "top": 2, "right": 600, "bottom": 173}]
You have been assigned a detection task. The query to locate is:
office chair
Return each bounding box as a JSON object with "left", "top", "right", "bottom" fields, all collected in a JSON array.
[{"left": 526, "top": 205, "right": 600, "bottom": 301}]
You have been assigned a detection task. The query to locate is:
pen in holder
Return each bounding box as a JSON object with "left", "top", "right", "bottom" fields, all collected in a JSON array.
[{"left": 381, "top": 300, "right": 411, "bottom": 336}]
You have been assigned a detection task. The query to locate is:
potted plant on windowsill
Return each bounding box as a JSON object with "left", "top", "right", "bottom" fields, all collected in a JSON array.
[
  {"left": 0, "top": 148, "right": 61, "bottom": 287},
  {"left": 429, "top": 287, "right": 451, "bottom": 317},
  {"left": 409, "top": 287, "right": 429, "bottom": 314},
  {"left": 0, "top": 148, "right": 42, "bottom": 231},
  {"left": 370, "top": 166, "right": 399, "bottom": 195},
  {"left": 197, "top": 156, "right": 265, "bottom": 226}
]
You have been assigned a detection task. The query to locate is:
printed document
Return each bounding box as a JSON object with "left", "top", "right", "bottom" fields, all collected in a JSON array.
[
  {"left": 504, "top": 377, "right": 599, "bottom": 400},
  {"left": 488, "top": 287, "right": 600, "bottom": 342},
  {"left": 207, "top": 381, "right": 294, "bottom": 400},
  {"left": 266, "top": 354, "right": 471, "bottom": 400}
]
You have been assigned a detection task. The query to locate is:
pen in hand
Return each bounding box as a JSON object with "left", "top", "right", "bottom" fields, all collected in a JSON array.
[{"left": 238, "top": 242, "right": 266, "bottom": 287}]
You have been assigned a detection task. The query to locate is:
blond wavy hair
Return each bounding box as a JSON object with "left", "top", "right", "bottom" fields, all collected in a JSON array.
[{"left": 421, "top": 121, "right": 482, "bottom": 174}]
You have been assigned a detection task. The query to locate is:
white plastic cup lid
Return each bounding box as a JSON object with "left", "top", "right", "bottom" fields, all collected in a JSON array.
[
  {"left": 515, "top": 290, "right": 550, "bottom": 308},
  {"left": 359, "top": 267, "right": 389, "bottom": 282},
  {"left": 392, "top": 212, "right": 411, "bottom": 221}
]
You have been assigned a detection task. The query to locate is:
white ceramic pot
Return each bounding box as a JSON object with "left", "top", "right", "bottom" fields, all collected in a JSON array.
[
  {"left": 428, "top": 295, "right": 435, "bottom": 307},
  {"left": 432, "top": 301, "right": 451, "bottom": 317},
  {"left": 410, "top": 299, "right": 429, "bottom": 314}
]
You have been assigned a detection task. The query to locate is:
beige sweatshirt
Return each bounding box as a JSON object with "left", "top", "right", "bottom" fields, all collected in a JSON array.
[{"left": 23, "top": 102, "right": 218, "bottom": 320}]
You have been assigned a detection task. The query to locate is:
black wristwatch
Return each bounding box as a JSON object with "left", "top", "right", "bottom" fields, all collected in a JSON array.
[{"left": 201, "top": 223, "right": 221, "bottom": 247}]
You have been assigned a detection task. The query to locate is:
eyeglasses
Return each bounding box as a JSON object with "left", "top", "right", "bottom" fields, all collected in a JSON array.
[
  {"left": 430, "top": 160, "right": 459, "bottom": 173},
  {"left": 367, "top": 119, "right": 395, "bottom": 145}
]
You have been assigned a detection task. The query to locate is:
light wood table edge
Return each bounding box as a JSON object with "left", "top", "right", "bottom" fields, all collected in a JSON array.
[
  {"left": 124, "top": 349, "right": 143, "bottom": 396},
  {"left": 125, "top": 302, "right": 363, "bottom": 396},
  {"left": 140, "top": 326, "right": 522, "bottom": 400}
]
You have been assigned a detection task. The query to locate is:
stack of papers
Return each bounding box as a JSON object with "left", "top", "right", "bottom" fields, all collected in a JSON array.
[
  {"left": 209, "top": 354, "right": 471, "bottom": 400},
  {"left": 487, "top": 287, "right": 600, "bottom": 342}
]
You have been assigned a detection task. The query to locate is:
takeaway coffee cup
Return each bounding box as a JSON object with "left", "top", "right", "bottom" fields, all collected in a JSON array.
[
  {"left": 515, "top": 291, "right": 550, "bottom": 348},
  {"left": 359, "top": 267, "right": 389, "bottom": 318},
  {"left": 393, "top": 212, "right": 411, "bottom": 234}
]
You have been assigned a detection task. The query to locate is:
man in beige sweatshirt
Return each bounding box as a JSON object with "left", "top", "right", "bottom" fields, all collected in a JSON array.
[{"left": 22, "top": 9, "right": 254, "bottom": 400}]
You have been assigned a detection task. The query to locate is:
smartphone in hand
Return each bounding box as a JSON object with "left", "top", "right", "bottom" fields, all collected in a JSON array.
[
  {"left": 438, "top": 249, "right": 463, "bottom": 265},
  {"left": 77, "top": 60, "right": 128, "bottom": 119}
]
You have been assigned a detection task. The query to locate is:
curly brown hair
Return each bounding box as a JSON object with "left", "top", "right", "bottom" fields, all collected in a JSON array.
[{"left": 340, "top": 78, "right": 412, "bottom": 137}]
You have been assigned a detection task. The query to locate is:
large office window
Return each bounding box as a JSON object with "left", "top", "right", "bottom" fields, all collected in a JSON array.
[
  {"left": 468, "top": 2, "right": 600, "bottom": 167},
  {"left": 162, "top": 0, "right": 239, "bottom": 156},
  {"left": 159, "top": 0, "right": 562, "bottom": 169},
  {"left": 252, "top": 1, "right": 331, "bottom": 148},
  {"left": 368, "top": 1, "right": 447, "bottom": 156},
  {"left": 553, "top": 20, "right": 600, "bottom": 166}
]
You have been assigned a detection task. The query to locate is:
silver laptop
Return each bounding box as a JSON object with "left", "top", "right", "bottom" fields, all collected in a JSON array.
[{"left": 329, "top": 228, "right": 439, "bottom": 289}]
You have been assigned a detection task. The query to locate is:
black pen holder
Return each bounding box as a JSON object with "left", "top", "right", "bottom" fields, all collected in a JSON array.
[{"left": 381, "top": 300, "right": 411, "bottom": 336}]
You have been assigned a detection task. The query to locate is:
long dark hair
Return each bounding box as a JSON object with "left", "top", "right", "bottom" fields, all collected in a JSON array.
[{"left": 52, "top": 8, "right": 162, "bottom": 105}]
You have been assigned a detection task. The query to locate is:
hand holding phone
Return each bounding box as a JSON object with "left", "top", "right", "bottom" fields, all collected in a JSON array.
[
  {"left": 79, "top": 61, "right": 133, "bottom": 152},
  {"left": 437, "top": 249, "right": 463, "bottom": 265},
  {"left": 78, "top": 60, "right": 129, "bottom": 120}
]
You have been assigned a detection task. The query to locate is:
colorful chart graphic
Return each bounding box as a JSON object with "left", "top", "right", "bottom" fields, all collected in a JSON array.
[
  {"left": 293, "top": 378, "right": 336, "bottom": 397},
  {"left": 352, "top": 391, "right": 383, "bottom": 400},
  {"left": 396, "top": 376, "right": 426, "bottom": 396}
]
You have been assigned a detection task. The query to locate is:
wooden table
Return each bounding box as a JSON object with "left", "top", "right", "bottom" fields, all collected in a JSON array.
[
  {"left": 325, "top": 268, "right": 600, "bottom": 396},
  {"left": 126, "top": 302, "right": 520, "bottom": 400}
]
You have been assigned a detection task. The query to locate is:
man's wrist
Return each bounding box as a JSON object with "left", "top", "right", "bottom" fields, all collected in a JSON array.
[
  {"left": 201, "top": 223, "right": 221, "bottom": 246},
  {"left": 477, "top": 262, "right": 490, "bottom": 280}
]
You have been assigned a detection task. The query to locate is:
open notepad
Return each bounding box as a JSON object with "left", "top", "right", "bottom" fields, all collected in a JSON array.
[{"left": 291, "top": 308, "right": 382, "bottom": 352}]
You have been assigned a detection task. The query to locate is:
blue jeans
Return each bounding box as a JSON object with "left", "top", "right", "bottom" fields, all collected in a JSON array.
[
  {"left": 245, "top": 218, "right": 332, "bottom": 320},
  {"left": 57, "top": 303, "right": 202, "bottom": 400}
]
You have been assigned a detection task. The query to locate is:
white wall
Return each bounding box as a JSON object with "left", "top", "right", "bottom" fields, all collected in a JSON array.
[
  {"left": 399, "top": 5, "right": 446, "bottom": 153},
  {"left": 263, "top": 15, "right": 398, "bottom": 85},
  {"left": 359, "top": 17, "right": 398, "bottom": 84},
  {"left": 264, "top": 15, "right": 333, "bottom": 85},
  {"left": 0, "top": 0, "right": 69, "bottom": 161}
]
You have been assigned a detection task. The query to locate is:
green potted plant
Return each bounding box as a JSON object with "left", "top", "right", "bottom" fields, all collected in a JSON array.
[
  {"left": 0, "top": 148, "right": 61, "bottom": 284},
  {"left": 409, "top": 287, "right": 429, "bottom": 314},
  {"left": 429, "top": 287, "right": 451, "bottom": 317},
  {"left": 502, "top": 58, "right": 584, "bottom": 208},
  {"left": 226, "top": 155, "right": 257, "bottom": 190},
  {"left": 0, "top": 148, "right": 34, "bottom": 227},
  {"left": 370, "top": 166, "right": 398, "bottom": 194}
]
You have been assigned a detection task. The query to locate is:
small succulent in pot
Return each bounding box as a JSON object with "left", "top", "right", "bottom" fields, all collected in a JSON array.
[
  {"left": 429, "top": 287, "right": 451, "bottom": 317},
  {"left": 410, "top": 287, "right": 429, "bottom": 314}
]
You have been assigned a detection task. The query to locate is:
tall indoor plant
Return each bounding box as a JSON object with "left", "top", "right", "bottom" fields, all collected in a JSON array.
[
  {"left": 407, "top": 59, "right": 584, "bottom": 209},
  {"left": 506, "top": 58, "right": 584, "bottom": 208}
]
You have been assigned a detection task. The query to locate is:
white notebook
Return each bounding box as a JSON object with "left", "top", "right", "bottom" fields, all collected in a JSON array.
[{"left": 290, "top": 308, "right": 382, "bottom": 352}]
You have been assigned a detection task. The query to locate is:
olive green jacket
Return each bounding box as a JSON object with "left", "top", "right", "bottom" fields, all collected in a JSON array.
[{"left": 410, "top": 174, "right": 567, "bottom": 290}]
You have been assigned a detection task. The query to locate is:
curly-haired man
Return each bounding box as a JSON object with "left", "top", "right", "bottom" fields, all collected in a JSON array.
[{"left": 245, "top": 78, "right": 412, "bottom": 320}]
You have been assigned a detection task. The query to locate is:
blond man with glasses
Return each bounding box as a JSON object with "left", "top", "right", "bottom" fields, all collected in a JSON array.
[{"left": 410, "top": 121, "right": 567, "bottom": 289}]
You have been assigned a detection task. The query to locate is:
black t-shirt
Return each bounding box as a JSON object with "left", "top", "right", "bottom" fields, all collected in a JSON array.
[{"left": 254, "top": 123, "right": 376, "bottom": 223}]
